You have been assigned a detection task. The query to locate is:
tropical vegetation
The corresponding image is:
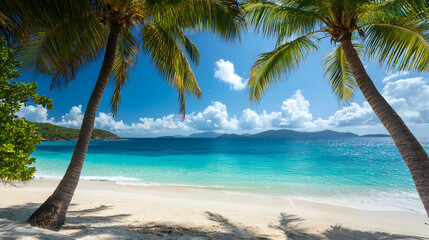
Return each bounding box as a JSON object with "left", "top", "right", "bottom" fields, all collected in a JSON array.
[
  {"left": 243, "top": 0, "right": 429, "bottom": 216},
  {"left": 33, "top": 122, "right": 123, "bottom": 140},
  {"left": 1, "top": 0, "right": 244, "bottom": 230},
  {"left": 0, "top": 37, "right": 52, "bottom": 183}
]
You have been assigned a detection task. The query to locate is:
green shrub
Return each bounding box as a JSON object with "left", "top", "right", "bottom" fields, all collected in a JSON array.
[{"left": 0, "top": 37, "right": 52, "bottom": 183}]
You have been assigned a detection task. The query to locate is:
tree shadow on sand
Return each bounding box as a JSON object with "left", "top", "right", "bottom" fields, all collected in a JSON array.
[
  {"left": 0, "top": 203, "right": 131, "bottom": 239},
  {"left": 0, "top": 204, "right": 427, "bottom": 239},
  {"left": 272, "top": 213, "right": 429, "bottom": 240}
]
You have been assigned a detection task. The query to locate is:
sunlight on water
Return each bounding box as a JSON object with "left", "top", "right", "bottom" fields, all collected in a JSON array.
[{"left": 32, "top": 137, "right": 429, "bottom": 213}]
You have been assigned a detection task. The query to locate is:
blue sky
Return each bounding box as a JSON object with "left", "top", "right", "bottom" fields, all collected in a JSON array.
[{"left": 17, "top": 31, "right": 429, "bottom": 137}]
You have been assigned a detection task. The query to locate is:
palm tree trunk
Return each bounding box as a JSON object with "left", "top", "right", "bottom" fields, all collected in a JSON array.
[
  {"left": 27, "top": 24, "right": 122, "bottom": 231},
  {"left": 341, "top": 38, "right": 429, "bottom": 217}
]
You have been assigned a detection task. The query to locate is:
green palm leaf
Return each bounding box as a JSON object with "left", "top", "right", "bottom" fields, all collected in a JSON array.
[
  {"left": 13, "top": 0, "right": 107, "bottom": 89},
  {"left": 322, "top": 40, "right": 363, "bottom": 104},
  {"left": 364, "top": 20, "right": 429, "bottom": 72},
  {"left": 249, "top": 35, "right": 319, "bottom": 102},
  {"left": 7, "top": 0, "right": 243, "bottom": 115},
  {"left": 141, "top": 23, "right": 202, "bottom": 117},
  {"left": 148, "top": 0, "right": 245, "bottom": 43},
  {"left": 110, "top": 27, "right": 140, "bottom": 116},
  {"left": 244, "top": 0, "right": 324, "bottom": 45}
]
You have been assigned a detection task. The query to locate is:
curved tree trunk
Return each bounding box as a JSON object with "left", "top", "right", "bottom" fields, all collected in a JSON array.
[
  {"left": 341, "top": 39, "right": 429, "bottom": 217},
  {"left": 27, "top": 24, "right": 122, "bottom": 231}
]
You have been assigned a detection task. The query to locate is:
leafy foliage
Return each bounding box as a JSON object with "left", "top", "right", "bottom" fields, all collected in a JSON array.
[
  {"left": 243, "top": 0, "right": 429, "bottom": 103},
  {"left": 249, "top": 35, "right": 319, "bottom": 102},
  {"left": 1, "top": 0, "right": 245, "bottom": 117},
  {"left": 33, "top": 122, "right": 122, "bottom": 140},
  {"left": 322, "top": 40, "right": 363, "bottom": 104},
  {"left": 0, "top": 37, "right": 52, "bottom": 183}
]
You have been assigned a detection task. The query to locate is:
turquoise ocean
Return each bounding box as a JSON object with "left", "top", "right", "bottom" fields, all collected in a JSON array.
[{"left": 33, "top": 137, "right": 429, "bottom": 213}]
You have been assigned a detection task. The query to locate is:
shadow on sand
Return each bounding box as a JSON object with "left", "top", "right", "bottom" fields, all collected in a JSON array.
[
  {"left": 0, "top": 203, "right": 427, "bottom": 239},
  {"left": 271, "top": 213, "right": 428, "bottom": 240}
]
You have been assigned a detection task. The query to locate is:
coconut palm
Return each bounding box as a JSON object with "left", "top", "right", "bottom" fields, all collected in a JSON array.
[
  {"left": 243, "top": 0, "right": 429, "bottom": 216},
  {"left": 2, "top": 0, "right": 244, "bottom": 230}
]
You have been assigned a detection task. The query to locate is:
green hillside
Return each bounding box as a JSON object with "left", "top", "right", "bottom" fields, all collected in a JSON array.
[{"left": 32, "top": 122, "right": 124, "bottom": 141}]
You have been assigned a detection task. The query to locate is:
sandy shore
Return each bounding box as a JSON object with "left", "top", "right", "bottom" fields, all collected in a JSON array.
[{"left": 0, "top": 180, "right": 428, "bottom": 239}]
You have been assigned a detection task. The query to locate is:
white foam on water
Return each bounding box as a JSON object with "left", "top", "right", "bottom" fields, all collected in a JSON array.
[
  {"left": 35, "top": 174, "right": 220, "bottom": 188},
  {"left": 115, "top": 181, "right": 226, "bottom": 189},
  {"left": 34, "top": 174, "right": 140, "bottom": 183},
  {"left": 79, "top": 176, "right": 140, "bottom": 182},
  {"left": 294, "top": 190, "right": 425, "bottom": 213},
  {"left": 34, "top": 174, "right": 425, "bottom": 214},
  {"left": 34, "top": 174, "right": 63, "bottom": 180}
]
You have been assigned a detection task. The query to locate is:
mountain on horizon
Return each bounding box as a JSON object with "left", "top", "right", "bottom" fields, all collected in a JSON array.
[
  {"left": 187, "top": 131, "right": 222, "bottom": 138},
  {"left": 157, "top": 129, "right": 390, "bottom": 139},
  {"left": 218, "top": 129, "right": 359, "bottom": 138}
]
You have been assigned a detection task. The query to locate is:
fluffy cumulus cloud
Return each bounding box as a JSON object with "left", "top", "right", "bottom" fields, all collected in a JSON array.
[
  {"left": 241, "top": 109, "right": 282, "bottom": 130},
  {"left": 280, "top": 90, "right": 313, "bottom": 127},
  {"left": 136, "top": 115, "right": 188, "bottom": 132},
  {"left": 382, "top": 77, "right": 429, "bottom": 123},
  {"left": 18, "top": 73, "right": 429, "bottom": 137},
  {"left": 239, "top": 90, "right": 316, "bottom": 130},
  {"left": 186, "top": 101, "right": 239, "bottom": 131},
  {"left": 238, "top": 90, "right": 314, "bottom": 130},
  {"left": 382, "top": 71, "right": 409, "bottom": 83},
  {"left": 17, "top": 104, "right": 49, "bottom": 122},
  {"left": 318, "top": 75, "right": 429, "bottom": 127},
  {"left": 214, "top": 59, "right": 247, "bottom": 90},
  {"left": 96, "top": 112, "right": 127, "bottom": 130},
  {"left": 318, "top": 102, "right": 376, "bottom": 127},
  {"left": 57, "top": 105, "right": 84, "bottom": 128}
]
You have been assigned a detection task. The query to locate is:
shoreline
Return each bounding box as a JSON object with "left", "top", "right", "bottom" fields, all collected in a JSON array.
[
  {"left": 1, "top": 179, "right": 428, "bottom": 239},
  {"left": 33, "top": 175, "right": 426, "bottom": 214}
]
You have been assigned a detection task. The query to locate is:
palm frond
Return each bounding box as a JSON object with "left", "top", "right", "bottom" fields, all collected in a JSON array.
[
  {"left": 173, "top": 29, "right": 201, "bottom": 66},
  {"left": 243, "top": 0, "right": 325, "bottom": 45},
  {"left": 248, "top": 35, "right": 319, "bottom": 102},
  {"left": 110, "top": 27, "right": 140, "bottom": 116},
  {"left": 364, "top": 20, "right": 429, "bottom": 72},
  {"left": 363, "top": 0, "right": 429, "bottom": 21},
  {"left": 147, "top": 0, "right": 245, "bottom": 43},
  {"left": 0, "top": 12, "right": 11, "bottom": 32},
  {"left": 322, "top": 40, "right": 363, "bottom": 104},
  {"left": 13, "top": 0, "right": 107, "bottom": 89},
  {"left": 141, "top": 23, "right": 202, "bottom": 117},
  {"left": 1, "top": 0, "right": 102, "bottom": 41}
]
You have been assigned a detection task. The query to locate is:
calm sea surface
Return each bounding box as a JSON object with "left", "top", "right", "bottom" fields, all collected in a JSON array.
[{"left": 33, "top": 137, "right": 429, "bottom": 213}]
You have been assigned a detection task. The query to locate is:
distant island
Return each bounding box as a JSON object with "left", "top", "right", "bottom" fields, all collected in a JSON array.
[
  {"left": 158, "top": 129, "right": 390, "bottom": 139},
  {"left": 33, "top": 122, "right": 125, "bottom": 141},
  {"left": 360, "top": 134, "right": 391, "bottom": 137}
]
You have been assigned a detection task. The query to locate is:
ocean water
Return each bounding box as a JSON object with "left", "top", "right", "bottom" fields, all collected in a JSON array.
[{"left": 33, "top": 137, "right": 429, "bottom": 213}]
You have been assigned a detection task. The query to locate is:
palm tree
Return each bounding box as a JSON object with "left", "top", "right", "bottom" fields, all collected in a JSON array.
[
  {"left": 2, "top": 0, "right": 244, "bottom": 230},
  {"left": 243, "top": 0, "right": 429, "bottom": 216}
]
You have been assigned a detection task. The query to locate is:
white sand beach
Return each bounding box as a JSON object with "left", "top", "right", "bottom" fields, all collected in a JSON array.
[{"left": 1, "top": 179, "right": 428, "bottom": 239}]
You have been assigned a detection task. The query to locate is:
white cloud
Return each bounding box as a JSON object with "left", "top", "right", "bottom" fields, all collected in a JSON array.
[
  {"left": 382, "top": 77, "right": 429, "bottom": 123},
  {"left": 96, "top": 112, "right": 127, "bottom": 130},
  {"left": 19, "top": 73, "right": 429, "bottom": 137},
  {"left": 214, "top": 59, "right": 247, "bottom": 90},
  {"left": 136, "top": 115, "right": 188, "bottom": 132},
  {"left": 239, "top": 90, "right": 314, "bottom": 130},
  {"left": 383, "top": 71, "right": 410, "bottom": 83},
  {"left": 280, "top": 90, "right": 313, "bottom": 128},
  {"left": 57, "top": 105, "right": 84, "bottom": 128},
  {"left": 17, "top": 104, "right": 49, "bottom": 122},
  {"left": 317, "top": 76, "right": 429, "bottom": 127},
  {"left": 8, "top": 90, "right": 381, "bottom": 136},
  {"left": 240, "top": 109, "right": 281, "bottom": 130},
  {"left": 320, "top": 102, "right": 377, "bottom": 127},
  {"left": 186, "top": 101, "right": 239, "bottom": 131}
]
